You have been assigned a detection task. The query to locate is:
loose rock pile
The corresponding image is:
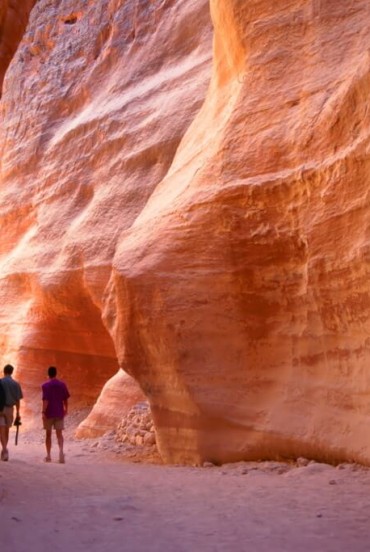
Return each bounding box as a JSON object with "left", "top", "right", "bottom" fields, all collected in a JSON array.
[{"left": 116, "top": 402, "right": 157, "bottom": 449}]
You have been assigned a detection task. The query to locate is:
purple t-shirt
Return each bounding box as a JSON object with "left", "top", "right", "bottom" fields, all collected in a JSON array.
[{"left": 42, "top": 378, "right": 70, "bottom": 419}]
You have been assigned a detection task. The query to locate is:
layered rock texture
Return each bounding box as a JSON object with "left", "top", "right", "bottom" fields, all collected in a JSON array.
[
  {"left": 0, "top": 0, "right": 213, "bottom": 428},
  {"left": 1, "top": 0, "right": 370, "bottom": 464}
]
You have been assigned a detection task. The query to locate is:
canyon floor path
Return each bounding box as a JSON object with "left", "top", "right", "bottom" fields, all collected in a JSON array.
[{"left": 1, "top": 421, "right": 370, "bottom": 552}]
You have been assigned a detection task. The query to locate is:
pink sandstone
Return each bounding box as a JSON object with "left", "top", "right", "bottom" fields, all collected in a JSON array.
[{"left": 0, "top": 0, "right": 370, "bottom": 465}]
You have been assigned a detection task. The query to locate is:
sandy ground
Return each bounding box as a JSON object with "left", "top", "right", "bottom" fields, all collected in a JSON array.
[{"left": 2, "top": 418, "right": 370, "bottom": 552}]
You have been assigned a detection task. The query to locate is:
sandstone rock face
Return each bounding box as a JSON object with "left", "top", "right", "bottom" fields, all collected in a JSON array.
[
  {"left": 0, "top": 0, "right": 36, "bottom": 94},
  {"left": 1, "top": 0, "right": 370, "bottom": 465},
  {"left": 0, "top": 0, "right": 212, "bottom": 428},
  {"left": 105, "top": 0, "right": 370, "bottom": 464},
  {"left": 75, "top": 370, "right": 146, "bottom": 438}
]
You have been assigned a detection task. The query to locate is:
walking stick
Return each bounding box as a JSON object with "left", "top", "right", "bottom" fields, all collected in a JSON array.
[{"left": 14, "top": 416, "right": 21, "bottom": 445}]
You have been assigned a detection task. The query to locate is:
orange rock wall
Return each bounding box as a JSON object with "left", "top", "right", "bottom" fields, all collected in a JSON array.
[
  {"left": 105, "top": 0, "right": 370, "bottom": 464},
  {"left": 1, "top": 0, "right": 370, "bottom": 465},
  {"left": 0, "top": 0, "right": 213, "bottom": 426}
]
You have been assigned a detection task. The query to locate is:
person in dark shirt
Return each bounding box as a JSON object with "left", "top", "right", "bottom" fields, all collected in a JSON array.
[
  {"left": 0, "top": 364, "right": 23, "bottom": 461},
  {"left": 42, "top": 366, "right": 70, "bottom": 463},
  {"left": 0, "top": 380, "right": 6, "bottom": 450},
  {"left": 0, "top": 381, "right": 5, "bottom": 412}
]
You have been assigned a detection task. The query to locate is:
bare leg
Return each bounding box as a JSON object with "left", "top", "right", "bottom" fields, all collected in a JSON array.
[
  {"left": 4, "top": 426, "right": 9, "bottom": 449},
  {"left": 45, "top": 429, "right": 52, "bottom": 461},
  {"left": 56, "top": 429, "right": 65, "bottom": 463},
  {"left": 0, "top": 426, "right": 7, "bottom": 459}
]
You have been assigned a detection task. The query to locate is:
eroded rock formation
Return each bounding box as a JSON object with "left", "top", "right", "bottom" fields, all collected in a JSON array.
[
  {"left": 76, "top": 370, "right": 146, "bottom": 438},
  {"left": 105, "top": 0, "right": 370, "bottom": 464},
  {"left": 1, "top": 0, "right": 370, "bottom": 465},
  {"left": 0, "top": 0, "right": 213, "bottom": 429}
]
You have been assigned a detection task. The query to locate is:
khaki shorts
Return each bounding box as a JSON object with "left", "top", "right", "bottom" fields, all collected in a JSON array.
[
  {"left": 0, "top": 406, "right": 14, "bottom": 428},
  {"left": 43, "top": 417, "right": 65, "bottom": 431}
]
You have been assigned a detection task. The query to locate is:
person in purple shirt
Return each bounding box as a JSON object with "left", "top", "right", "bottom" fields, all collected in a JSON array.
[{"left": 42, "top": 366, "right": 70, "bottom": 463}]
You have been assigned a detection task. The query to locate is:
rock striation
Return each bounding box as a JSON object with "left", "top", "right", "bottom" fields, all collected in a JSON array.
[
  {"left": 0, "top": 0, "right": 213, "bottom": 433},
  {"left": 1, "top": 0, "right": 370, "bottom": 465},
  {"left": 104, "top": 0, "right": 370, "bottom": 464}
]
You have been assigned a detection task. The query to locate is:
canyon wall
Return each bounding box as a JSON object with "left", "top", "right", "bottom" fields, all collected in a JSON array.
[
  {"left": 0, "top": 0, "right": 213, "bottom": 423},
  {"left": 1, "top": 0, "right": 370, "bottom": 464}
]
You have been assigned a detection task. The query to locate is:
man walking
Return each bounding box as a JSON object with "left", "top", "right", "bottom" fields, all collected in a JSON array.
[
  {"left": 42, "top": 366, "right": 70, "bottom": 463},
  {"left": 0, "top": 364, "right": 23, "bottom": 461}
]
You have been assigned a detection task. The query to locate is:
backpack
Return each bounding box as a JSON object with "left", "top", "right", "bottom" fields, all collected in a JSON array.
[{"left": 0, "top": 381, "right": 5, "bottom": 411}]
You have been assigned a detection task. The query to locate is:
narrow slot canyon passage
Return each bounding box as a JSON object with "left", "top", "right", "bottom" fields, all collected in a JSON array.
[
  {"left": 0, "top": 0, "right": 370, "bottom": 550},
  {"left": 13, "top": 292, "right": 120, "bottom": 433}
]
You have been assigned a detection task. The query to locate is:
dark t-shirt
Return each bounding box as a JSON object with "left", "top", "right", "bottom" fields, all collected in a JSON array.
[
  {"left": 1, "top": 376, "right": 23, "bottom": 406},
  {"left": 42, "top": 378, "right": 70, "bottom": 419},
  {"left": 0, "top": 381, "right": 5, "bottom": 411}
]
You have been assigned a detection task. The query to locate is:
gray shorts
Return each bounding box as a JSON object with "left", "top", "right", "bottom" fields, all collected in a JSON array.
[
  {"left": 0, "top": 406, "right": 14, "bottom": 428},
  {"left": 43, "top": 417, "right": 64, "bottom": 431}
]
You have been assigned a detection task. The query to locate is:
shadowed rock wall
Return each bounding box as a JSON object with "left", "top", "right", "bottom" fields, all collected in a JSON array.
[
  {"left": 1, "top": 0, "right": 370, "bottom": 464},
  {"left": 0, "top": 0, "right": 37, "bottom": 94}
]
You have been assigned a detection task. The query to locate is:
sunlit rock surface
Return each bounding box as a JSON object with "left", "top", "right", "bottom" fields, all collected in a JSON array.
[
  {"left": 1, "top": 0, "right": 370, "bottom": 464},
  {"left": 76, "top": 370, "right": 146, "bottom": 438},
  {"left": 0, "top": 0, "right": 212, "bottom": 424},
  {"left": 105, "top": 0, "right": 370, "bottom": 464}
]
